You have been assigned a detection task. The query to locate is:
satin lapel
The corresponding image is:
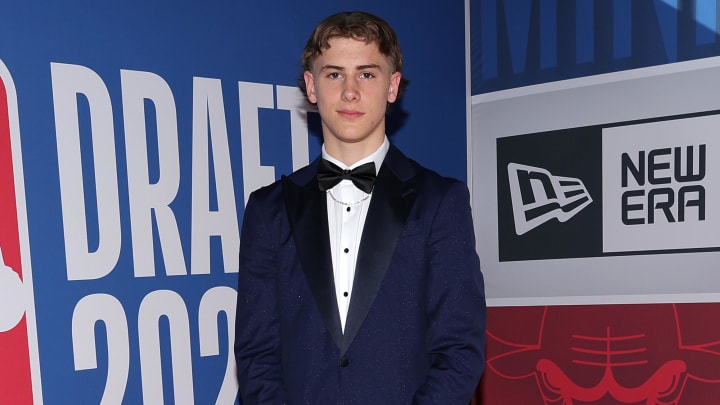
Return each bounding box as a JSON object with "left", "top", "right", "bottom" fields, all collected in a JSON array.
[
  {"left": 282, "top": 175, "right": 343, "bottom": 349},
  {"left": 341, "top": 161, "right": 418, "bottom": 355}
]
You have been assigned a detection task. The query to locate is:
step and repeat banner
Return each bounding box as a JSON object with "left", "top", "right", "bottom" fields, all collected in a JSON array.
[
  {"left": 0, "top": 1, "right": 468, "bottom": 403},
  {"left": 471, "top": 1, "right": 720, "bottom": 404}
]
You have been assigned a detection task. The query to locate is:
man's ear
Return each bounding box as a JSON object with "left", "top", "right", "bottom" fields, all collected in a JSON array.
[
  {"left": 304, "top": 71, "right": 317, "bottom": 103},
  {"left": 388, "top": 71, "right": 402, "bottom": 103}
]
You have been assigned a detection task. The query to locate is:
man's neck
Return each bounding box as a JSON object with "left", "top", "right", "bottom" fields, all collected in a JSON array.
[
  {"left": 322, "top": 136, "right": 389, "bottom": 170},
  {"left": 323, "top": 138, "right": 385, "bottom": 167}
]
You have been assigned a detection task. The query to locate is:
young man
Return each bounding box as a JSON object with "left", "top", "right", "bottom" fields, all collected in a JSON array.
[{"left": 235, "top": 11, "right": 486, "bottom": 404}]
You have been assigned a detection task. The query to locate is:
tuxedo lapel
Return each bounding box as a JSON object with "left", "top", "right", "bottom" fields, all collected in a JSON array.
[
  {"left": 341, "top": 146, "right": 419, "bottom": 355},
  {"left": 282, "top": 172, "right": 344, "bottom": 349}
]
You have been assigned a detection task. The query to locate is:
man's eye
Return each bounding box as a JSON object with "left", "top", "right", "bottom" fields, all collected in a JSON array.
[
  {"left": 327, "top": 72, "right": 341, "bottom": 79},
  {"left": 360, "top": 72, "right": 375, "bottom": 79}
]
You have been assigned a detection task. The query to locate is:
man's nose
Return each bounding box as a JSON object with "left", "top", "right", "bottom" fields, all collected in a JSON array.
[{"left": 341, "top": 77, "right": 360, "bottom": 102}]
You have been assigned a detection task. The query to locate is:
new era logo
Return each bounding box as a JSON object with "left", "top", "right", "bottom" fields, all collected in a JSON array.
[{"left": 507, "top": 163, "right": 593, "bottom": 235}]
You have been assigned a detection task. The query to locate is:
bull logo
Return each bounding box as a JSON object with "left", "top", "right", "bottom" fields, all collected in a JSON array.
[{"left": 485, "top": 304, "right": 720, "bottom": 404}]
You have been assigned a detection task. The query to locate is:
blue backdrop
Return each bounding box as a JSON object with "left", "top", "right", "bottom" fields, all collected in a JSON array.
[{"left": 0, "top": 1, "right": 468, "bottom": 403}]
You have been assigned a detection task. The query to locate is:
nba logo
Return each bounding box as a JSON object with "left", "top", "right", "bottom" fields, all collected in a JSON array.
[{"left": 0, "top": 59, "right": 43, "bottom": 404}]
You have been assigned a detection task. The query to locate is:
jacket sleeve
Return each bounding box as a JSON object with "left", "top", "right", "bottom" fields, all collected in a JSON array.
[
  {"left": 234, "top": 189, "right": 288, "bottom": 405},
  {"left": 412, "top": 181, "right": 487, "bottom": 405}
]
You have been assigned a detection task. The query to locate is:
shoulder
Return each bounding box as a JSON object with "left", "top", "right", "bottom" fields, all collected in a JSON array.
[
  {"left": 414, "top": 165, "right": 471, "bottom": 213},
  {"left": 247, "top": 158, "right": 320, "bottom": 203},
  {"left": 245, "top": 177, "right": 283, "bottom": 208},
  {"left": 414, "top": 161, "right": 465, "bottom": 190},
  {"left": 391, "top": 147, "right": 467, "bottom": 197}
]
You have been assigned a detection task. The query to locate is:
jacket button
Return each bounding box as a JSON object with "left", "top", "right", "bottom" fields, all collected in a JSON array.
[{"left": 340, "top": 358, "right": 349, "bottom": 367}]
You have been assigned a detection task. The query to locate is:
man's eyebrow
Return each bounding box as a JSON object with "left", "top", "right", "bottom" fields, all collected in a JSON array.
[
  {"left": 356, "top": 64, "right": 382, "bottom": 70},
  {"left": 319, "top": 64, "right": 345, "bottom": 71},
  {"left": 318, "top": 64, "right": 382, "bottom": 71}
]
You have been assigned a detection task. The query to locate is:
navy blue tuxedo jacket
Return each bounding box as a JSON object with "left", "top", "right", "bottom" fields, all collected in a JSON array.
[{"left": 235, "top": 144, "right": 486, "bottom": 404}]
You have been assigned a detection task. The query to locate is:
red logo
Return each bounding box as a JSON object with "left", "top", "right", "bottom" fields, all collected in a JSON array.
[
  {"left": 0, "top": 59, "right": 41, "bottom": 404},
  {"left": 484, "top": 304, "right": 720, "bottom": 404}
]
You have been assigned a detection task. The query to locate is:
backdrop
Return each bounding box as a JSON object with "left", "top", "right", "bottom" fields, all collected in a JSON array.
[
  {"left": 0, "top": 1, "right": 468, "bottom": 403},
  {"left": 471, "top": 1, "right": 720, "bottom": 403}
]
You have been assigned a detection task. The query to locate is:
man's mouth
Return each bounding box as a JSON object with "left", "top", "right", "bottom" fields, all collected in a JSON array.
[{"left": 337, "top": 109, "right": 364, "bottom": 119}]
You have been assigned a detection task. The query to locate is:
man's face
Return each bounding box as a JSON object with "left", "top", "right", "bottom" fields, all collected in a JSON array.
[{"left": 304, "top": 37, "right": 401, "bottom": 161}]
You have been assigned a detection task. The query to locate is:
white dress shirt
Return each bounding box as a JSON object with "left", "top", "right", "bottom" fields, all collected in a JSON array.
[{"left": 322, "top": 137, "right": 389, "bottom": 332}]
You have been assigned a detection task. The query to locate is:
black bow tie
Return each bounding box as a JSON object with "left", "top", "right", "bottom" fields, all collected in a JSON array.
[{"left": 317, "top": 159, "right": 376, "bottom": 194}]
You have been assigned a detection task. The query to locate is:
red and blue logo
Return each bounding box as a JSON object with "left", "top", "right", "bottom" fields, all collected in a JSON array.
[{"left": 0, "top": 59, "right": 42, "bottom": 404}]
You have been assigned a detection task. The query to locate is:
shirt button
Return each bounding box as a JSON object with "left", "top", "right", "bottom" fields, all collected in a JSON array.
[
  {"left": 343, "top": 291, "right": 348, "bottom": 297},
  {"left": 346, "top": 207, "right": 351, "bottom": 212},
  {"left": 343, "top": 248, "right": 349, "bottom": 253},
  {"left": 340, "top": 358, "right": 349, "bottom": 367}
]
